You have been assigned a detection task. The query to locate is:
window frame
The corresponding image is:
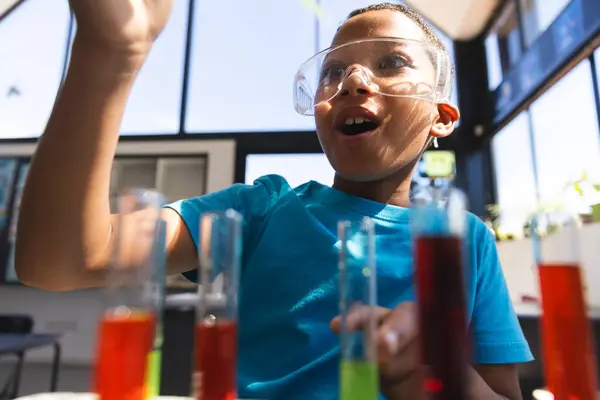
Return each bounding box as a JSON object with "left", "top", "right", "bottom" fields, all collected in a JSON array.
[
  {"left": 0, "top": 0, "right": 73, "bottom": 140},
  {"left": 483, "top": 0, "right": 527, "bottom": 91},
  {"left": 489, "top": 49, "right": 600, "bottom": 214}
]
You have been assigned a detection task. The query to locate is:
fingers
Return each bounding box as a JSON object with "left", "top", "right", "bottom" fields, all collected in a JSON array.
[
  {"left": 330, "top": 304, "right": 390, "bottom": 334},
  {"left": 379, "top": 336, "right": 420, "bottom": 382},
  {"left": 330, "top": 302, "right": 420, "bottom": 381},
  {"left": 378, "top": 302, "right": 418, "bottom": 355},
  {"left": 330, "top": 302, "right": 417, "bottom": 346},
  {"left": 377, "top": 302, "right": 419, "bottom": 379}
]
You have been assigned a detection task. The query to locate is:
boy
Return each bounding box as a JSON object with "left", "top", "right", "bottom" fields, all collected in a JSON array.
[{"left": 16, "top": 1, "right": 532, "bottom": 399}]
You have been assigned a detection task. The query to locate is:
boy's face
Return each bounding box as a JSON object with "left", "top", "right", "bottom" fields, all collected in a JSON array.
[{"left": 314, "top": 10, "right": 459, "bottom": 183}]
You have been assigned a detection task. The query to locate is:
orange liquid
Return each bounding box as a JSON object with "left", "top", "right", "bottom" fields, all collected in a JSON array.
[
  {"left": 538, "top": 264, "right": 597, "bottom": 400},
  {"left": 193, "top": 320, "right": 237, "bottom": 400},
  {"left": 94, "top": 311, "right": 155, "bottom": 400}
]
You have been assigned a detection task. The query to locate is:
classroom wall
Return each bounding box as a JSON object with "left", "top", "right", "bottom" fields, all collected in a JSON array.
[{"left": 0, "top": 139, "right": 235, "bottom": 365}]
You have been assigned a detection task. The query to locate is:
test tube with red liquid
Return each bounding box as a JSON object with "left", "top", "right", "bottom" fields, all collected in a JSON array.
[
  {"left": 411, "top": 187, "right": 470, "bottom": 399},
  {"left": 193, "top": 210, "right": 242, "bottom": 400},
  {"left": 531, "top": 212, "right": 597, "bottom": 400},
  {"left": 94, "top": 189, "right": 166, "bottom": 400}
]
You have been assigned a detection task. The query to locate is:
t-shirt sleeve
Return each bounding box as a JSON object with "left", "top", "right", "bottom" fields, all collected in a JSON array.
[
  {"left": 165, "top": 175, "right": 289, "bottom": 283},
  {"left": 470, "top": 221, "right": 534, "bottom": 364}
]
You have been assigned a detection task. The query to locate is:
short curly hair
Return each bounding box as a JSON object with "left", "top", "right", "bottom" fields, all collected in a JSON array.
[
  {"left": 341, "top": 2, "right": 455, "bottom": 94},
  {"left": 344, "top": 3, "right": 447, "bottom": 54}
]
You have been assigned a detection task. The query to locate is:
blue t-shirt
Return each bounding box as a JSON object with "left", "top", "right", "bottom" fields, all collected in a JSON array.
[{"left": 167, "top": 174, "right": 533, "bottom": 400}]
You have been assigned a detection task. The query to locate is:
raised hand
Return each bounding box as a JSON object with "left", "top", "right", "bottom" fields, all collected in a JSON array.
[{"left": 69, "top": 0, "right": 174, "bottom": 56}]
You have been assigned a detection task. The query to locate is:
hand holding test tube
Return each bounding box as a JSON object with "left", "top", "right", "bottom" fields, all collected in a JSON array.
[
  {"left": 336, "top": 218, "right": 379, "bottom": 400},
  {"left": 331, "top": 218, "right": 431, "bottom": 399}
]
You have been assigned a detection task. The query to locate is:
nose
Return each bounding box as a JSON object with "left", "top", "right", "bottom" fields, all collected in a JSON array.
[{"left": 339, "top": 65, "right": 375, "bottom": 97}]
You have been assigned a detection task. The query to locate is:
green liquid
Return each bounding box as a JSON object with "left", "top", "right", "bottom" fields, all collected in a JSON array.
[
  {"left": 145, "top": 348, "right": 162, "bottom": 398},
  {"left": 340, "top": 360, "right": 378, "bottom": 400}
]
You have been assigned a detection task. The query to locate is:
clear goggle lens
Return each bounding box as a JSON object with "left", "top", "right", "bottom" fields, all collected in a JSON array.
[{"left": 294, "top": 38, "right": 452, "bottom": 116}]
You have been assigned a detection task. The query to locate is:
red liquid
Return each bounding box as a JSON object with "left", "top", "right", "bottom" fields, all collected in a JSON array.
[
  {"left": 93, "top": 311, "right": 155, "bottom": 400},
  {"left": 193, "top": 320, "right": 237, "bottom": 400},
  {"left": 538, "top": 264, "right": 597, "bottom": 400},
  {"left": 415, "top": 235, "right": 469, "bottom": 399}
]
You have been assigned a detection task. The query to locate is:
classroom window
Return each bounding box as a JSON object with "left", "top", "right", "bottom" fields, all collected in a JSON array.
[
  {"left": 530, "top": 59, "right": 600, "bottom": 207},
  {"left": 5, "top": 161, "right": 29, "bottom": 283},
  {"left": 519, "top": 0, "right": 571, "bottom": 47},
  {"left": 491, "top": 112, "right": 538, "bottom": 236},
  {"left": 185, "top": 0, "right": 316, "bottom": 133},
  {"left": 120, "top": 0, "right": 188, "bottom": 134},
  {"left": 485, "top": 0, "right": 523, "bottom": 90},
  {"left": 595, "top": 47, "right": 600, "bottom": 95},
  {"left": 0, "top": 0, "right": 70, "bottom": 138},
  {"left": 67, "top": 0, "right": 188, "bottom": 134}
]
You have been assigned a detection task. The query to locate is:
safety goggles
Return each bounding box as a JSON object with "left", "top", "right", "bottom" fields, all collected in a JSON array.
[{"left": 293, "top": 37, "right": 453, "bottom": 116}]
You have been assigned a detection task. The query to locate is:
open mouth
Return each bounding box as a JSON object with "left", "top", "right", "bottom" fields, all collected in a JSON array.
[{"left": 338, "top": 117, "right": 380, "bottom": 136}]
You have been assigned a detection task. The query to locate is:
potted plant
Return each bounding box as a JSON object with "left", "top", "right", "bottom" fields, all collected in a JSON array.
[{"left": 571, "top": 171, "right": 600, "bottom": 223}]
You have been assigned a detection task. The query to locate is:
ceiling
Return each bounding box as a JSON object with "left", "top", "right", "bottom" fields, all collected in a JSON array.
[
  {"left": 0, "top": 0, "right": 18, "bottom": 18},
  {"left": 406, "top": 0, "right": 501, "bottom": 40},
  {"left": 0, "top": 0, "right": 501, "bottom": 40}
]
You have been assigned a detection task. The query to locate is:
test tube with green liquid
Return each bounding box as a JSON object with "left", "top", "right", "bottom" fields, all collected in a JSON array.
[
  {"left": 146, "top": 218, "right": 167, "bottom": 398},
  {"left": 338, "top": 218, "right": 378, "bottom": 400}
]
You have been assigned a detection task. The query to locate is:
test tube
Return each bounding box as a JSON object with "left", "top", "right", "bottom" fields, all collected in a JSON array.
[
  {"left": 531, "top": 212, "right": 597, "bottom": 400},
  {"left": 94, "top": 189, "right": 166, "bottom": 400},
  {"left": 338, "top": 218, "right": 378, "bottom": 400},
  {"left": 411, "top": 187, "right": 469, "bottom": 399},
  {"left": 146, "top": 219, "right": 167, "bottom": 399},
  {"left": 193, "top": 210, "right": 242, "bottom": 400}
]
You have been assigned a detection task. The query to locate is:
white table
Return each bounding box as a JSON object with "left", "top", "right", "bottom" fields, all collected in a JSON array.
[
  {"left": 15, "top": 391, "right": 555, "bottom": 400},
  {"left": 15, "top": 393, "right": 260, "bottom": 400},
  {"left": 14, "top": 395, "right": 189, "bottom": 400}
]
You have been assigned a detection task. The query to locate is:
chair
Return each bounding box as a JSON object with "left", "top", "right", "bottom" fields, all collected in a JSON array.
[
  {"left": 0, "top": 314, "right": 34, "bottom": 400},
  {"left": 0, "top": 315, "right": 33, "bottom": 334}
]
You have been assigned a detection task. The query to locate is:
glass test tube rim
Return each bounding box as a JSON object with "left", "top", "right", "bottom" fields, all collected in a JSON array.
[
  {"left": 105, "top": 188, "right": 167, "bottom": 315},
  {"left": 338, "top": 217, "right": 377, "bottom": 362},
  {"left": 197, "top": 209, "right": 243, "bottom": 323},
  {"left": 530, "top": 211, "right": 581, "bottom": 265},
  {"left": 410, "top": 186, "right": 468, "bottom": 238}
]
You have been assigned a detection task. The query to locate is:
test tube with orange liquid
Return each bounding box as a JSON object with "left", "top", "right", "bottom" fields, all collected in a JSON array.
[
  {"left": 193, "top": 210, "right": 242, "bottom": 400},
  {"left": 532, "top": 212, "right": 597, "bottom": 400},
  {"left": 93, "top": 189, "right": 166, "bottom": 400}
]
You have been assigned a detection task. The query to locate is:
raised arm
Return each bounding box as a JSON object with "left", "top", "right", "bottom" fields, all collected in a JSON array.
[{"left": 15, "top": 0, "right": 196, "bottom": 292}]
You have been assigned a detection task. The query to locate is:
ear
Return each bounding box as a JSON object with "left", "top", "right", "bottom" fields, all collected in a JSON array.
[{"left": 430, "top": 103, "right": 460, "bottom": 138}]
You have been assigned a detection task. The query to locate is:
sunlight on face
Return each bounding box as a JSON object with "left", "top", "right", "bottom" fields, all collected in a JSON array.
[{"left": 314, "top": 10, "right": 443, "bottom": 183}]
